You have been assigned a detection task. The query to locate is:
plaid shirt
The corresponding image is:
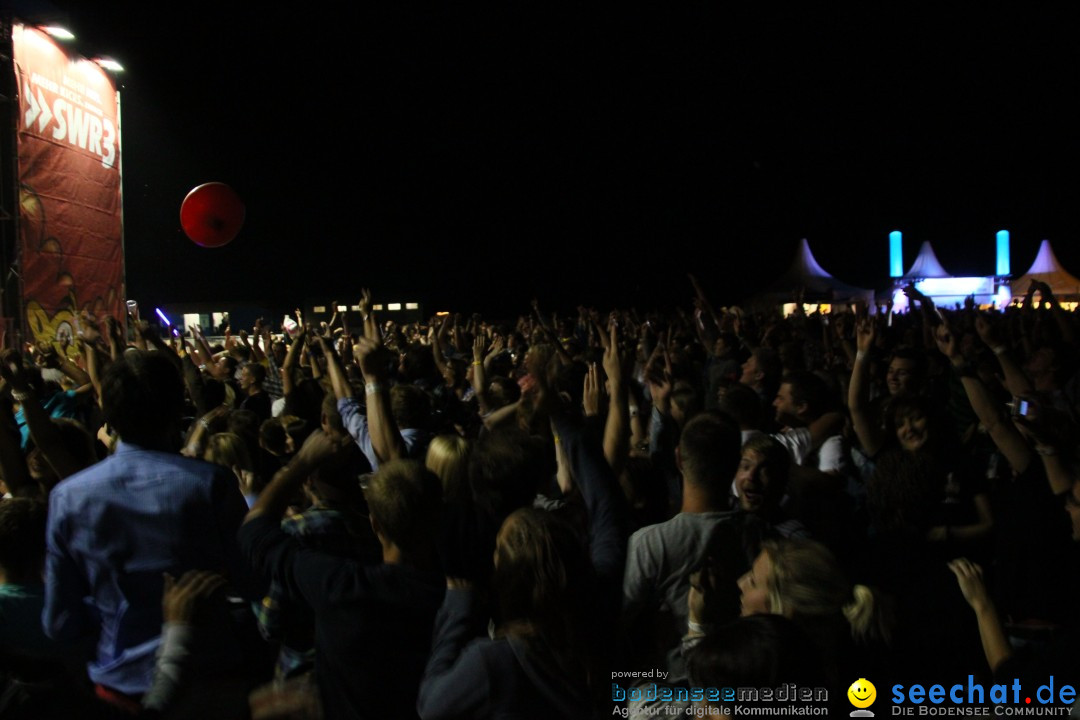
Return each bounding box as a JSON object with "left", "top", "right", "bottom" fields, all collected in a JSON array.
[{"left": 262, "top": 354, "right": 284, "bottom": 400}]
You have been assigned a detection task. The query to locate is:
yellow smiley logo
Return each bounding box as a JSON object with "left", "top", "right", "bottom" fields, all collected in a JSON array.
[{"left": 848, "top": 678, "right": 877, "bottom": 709}]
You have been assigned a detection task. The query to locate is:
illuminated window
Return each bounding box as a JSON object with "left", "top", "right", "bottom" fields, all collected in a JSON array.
[
  {"left": 313, "top": 306, "right": 326, "bottom": 313},
  {"left": 388, "top": 303, "right": 402, "bottom": 311},
  {"left": 405, "top": 302, "right": 419, "bottom": 310}
]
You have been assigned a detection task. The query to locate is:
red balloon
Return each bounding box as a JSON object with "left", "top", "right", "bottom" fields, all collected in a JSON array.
[{"left": 180, "top": 182, "right": 245, "bottom": 248}]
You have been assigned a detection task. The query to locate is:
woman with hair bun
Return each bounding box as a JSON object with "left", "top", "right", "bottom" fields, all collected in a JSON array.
[{"left": 738, "top": 537, "right": 893, "bottom": 689}]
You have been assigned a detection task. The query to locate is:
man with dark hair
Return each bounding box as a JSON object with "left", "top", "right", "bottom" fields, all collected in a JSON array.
[
  {"left": 716, "top": 382, "right": 766, "bottom": 444},
  {"left": 771, "top": 370, "right": 847, "bottom": 475},
  {"left": 622, "top": 410, "right": 742, "bottom": 678},
  {"left": 239, "top": 361, "right": 271, "bottom": 421},
  {"left": 739, "top": 347, "right": 783, "bottom": 432},
  {"left": 43, "top": 350, "right": 248, "bottom": 701},
  {"left": 886, "top": 347, "right": 927, "bottom": 399}
]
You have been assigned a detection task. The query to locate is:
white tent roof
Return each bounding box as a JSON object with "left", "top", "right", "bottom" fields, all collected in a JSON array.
[
  {"left": 756, "top": 238, "right": 875, "bottom": 305},
  {"left": 902, "top": 241, "right": 952, "bottom": 279},
  {"left": 1010, "top": 239, "right": 1080, "bottom": 298}
]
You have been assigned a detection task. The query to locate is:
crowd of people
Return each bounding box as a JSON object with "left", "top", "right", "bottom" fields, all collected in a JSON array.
[{"left": 0, "top": 276, "right": 1077, "bottom": 719}]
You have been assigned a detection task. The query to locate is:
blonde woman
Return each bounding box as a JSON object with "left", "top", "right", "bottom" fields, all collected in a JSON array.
[
  {"left": 425, "top": 434, "right": 470, "bottom": 503},
  {"left": 738, "top": 538, "right": 891, "bottom": 691}
]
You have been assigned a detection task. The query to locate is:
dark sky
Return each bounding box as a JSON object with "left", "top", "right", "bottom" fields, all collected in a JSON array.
[{"left": 16, "top": 4, "right": 1080, "bottom": 318}]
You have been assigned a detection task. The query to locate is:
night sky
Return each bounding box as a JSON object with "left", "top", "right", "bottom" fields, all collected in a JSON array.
[{"left": 14, "top": 4, "right": 1080, "bottom": 318}]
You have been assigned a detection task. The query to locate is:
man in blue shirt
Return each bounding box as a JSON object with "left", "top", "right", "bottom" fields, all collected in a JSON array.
[{"left": 43, "top": 350, "right": 248, "bottom": 700}]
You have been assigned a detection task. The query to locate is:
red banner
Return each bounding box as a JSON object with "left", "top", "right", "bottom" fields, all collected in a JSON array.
[{"left": 12, "top": 24, "right": 123, "bottom": 347}]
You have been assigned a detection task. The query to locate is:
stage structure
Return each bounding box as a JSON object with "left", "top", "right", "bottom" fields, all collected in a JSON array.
[
  {"left": 1, "top": 20, "right": 124, "bottom": 349},
  {"left": 885, "top": 230, "right": 1012, "bottom": 311}
]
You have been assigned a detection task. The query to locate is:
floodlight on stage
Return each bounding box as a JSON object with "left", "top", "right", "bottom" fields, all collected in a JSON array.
[
  {"left": 889, "top": 231, "right": 903, "bottom": 278},
  {"left": 995, "top": 285, "right": 1012, "bottom": 310},
  {"left": 93, "top": 58, "right": 124, "bottom": 72},
  {"left": 892, "top": 288, "right": 910, "bottom": 314},
  {"left": 41, "top": 26, "right": 75, "bottom": 40},
  {"left": 915, "top": 277, "right": 994, "bottom": 297}
]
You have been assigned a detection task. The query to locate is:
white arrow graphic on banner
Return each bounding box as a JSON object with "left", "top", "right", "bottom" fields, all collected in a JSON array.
[
  {"left": 23, "top": 85, "right": 54, "bottom": 131},
  {"left": 23, "top": 82, "right": 40, "bottom": 128},
  {"left": 36, "top": 89, "right": 53, "bottom": 131}
]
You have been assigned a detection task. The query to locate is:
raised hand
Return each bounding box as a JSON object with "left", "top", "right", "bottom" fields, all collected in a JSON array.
[
  {"left": 0, "top": 349, "right": 35, "bottom": 393},
  {"left": 601, "top": 321, "right": 623, "bottom": 388},
  {"left": 947, "top": 558, "right": 991, "bottom": 611},
  {"left": 934, "top": 322, "right": 960, "bottom": 361},
  {"left": 647, "top": 347, "right": 674, "bottom": 414},
  {"left": 583, "top": 362, "right": 601, "bottom": 417},
  {"left": 855, "top": 317, "right": 876, "bottom": 353},
  {"left": 903, "top": 283, "right": 925, "bottom": 302},
  {"left": 354, "top": 337, "right": 390, "bottom": 381},
  {"left": 162, "top": 570, "right": 228, "bottom": 624}
]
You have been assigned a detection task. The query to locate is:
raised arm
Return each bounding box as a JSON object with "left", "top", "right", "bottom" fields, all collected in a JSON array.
[
  {"left": 1035, "top": 280, "right": 1075, "bottom": 347},
  {"left": 191, "top": 324, "right": 216, "bottom": 368},
  {"left": 974, "top": 312, "right": 1033, "bottom": 400},
  {"left": 431, "top": 316, "right": 452, "bottom": 386},
  {"left": 1013, "top": 402, "right": 1076, "bottom": 497},
  {"left": 355, "top": 337, "right": 406, "bottom": 463},
  {"left": 601, "top": 321, "right": 630, "bottom": 479},
  {"left": 0, "top": 383, "right": 35, "bottom": 498},
  {"left": 469, "top": 334, "right": 491, "bottom": 416},
  {"left": 531, "top": 300, "right": 574, "bottom": 367},
  {"left": 105, "top": 315, "right": 123, "bottom": 360},
  {"left": 317, "top": 336, "right": 353, "bottom": 400},
  {"left": 359, "top": 288, "right": 378, "bottom": 341},
  {"left": 82, "top": 338, "right": 106, "bottom": 406},
  {"left": 948, "top": 559, "right": 1012, "bottom": 672},
  {"left": 0, "top": 351, "right": 84, "bottom": 482},
  {"left": 935, "top": 322, "right": 1031, "bottom": 474},
  {"left": 134, "top": 320, "right": 183, "bottom": 373},
  {"left": 849, "top": 317, "right": 885, "bottom": 456},
  {"left": 689, "top": 274, "right": 722, "bottom": 337},
  {"left": 246, "top": 428, "right": 354, "bottom": 524}
]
